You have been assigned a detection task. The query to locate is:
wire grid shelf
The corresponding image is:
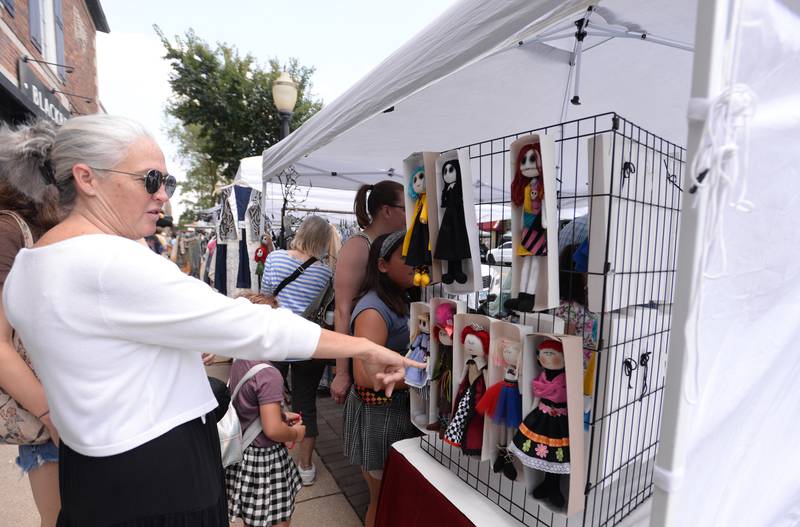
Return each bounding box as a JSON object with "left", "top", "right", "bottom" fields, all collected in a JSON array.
[{"left": 420, "top": 112, "right": 685, "bottom": 527}]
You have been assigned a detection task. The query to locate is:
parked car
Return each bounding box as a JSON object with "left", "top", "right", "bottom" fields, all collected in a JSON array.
[{"left": 486, "top": 241, "right": 513, "bottom": 265}]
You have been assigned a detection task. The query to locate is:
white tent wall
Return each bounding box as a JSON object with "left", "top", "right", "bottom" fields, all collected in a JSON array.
[{"left": 653, "top": 0, "right": 800, "bottom": 525}]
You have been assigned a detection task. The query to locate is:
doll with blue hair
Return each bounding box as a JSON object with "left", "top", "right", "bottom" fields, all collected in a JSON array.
[{"left": 402, "top": 166, "right": 432, "bottom": 286}]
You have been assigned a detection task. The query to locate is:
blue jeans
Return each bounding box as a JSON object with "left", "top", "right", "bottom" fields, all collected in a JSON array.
[{"left": 16, "top": 440, "right": 58, "bottom": 473}]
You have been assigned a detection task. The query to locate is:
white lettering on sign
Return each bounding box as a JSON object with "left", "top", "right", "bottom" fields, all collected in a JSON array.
[{"left": 30, "top": 86, "right": 67, "bottom": 125}]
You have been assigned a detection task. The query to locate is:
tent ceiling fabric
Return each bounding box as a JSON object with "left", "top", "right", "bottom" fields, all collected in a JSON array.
[{"left": 261, "top": 0, "right": 696, "bottom": 191}]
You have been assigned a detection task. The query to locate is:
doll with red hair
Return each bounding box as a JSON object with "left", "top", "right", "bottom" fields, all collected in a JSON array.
[
  {"left": 508, "top": 339, "right": 570, "bottom": 508},
  {"left": 443, "top": 324, "right": 489, "bottom": 455},
  {"left": 505, "top": 141, "right": 548, "bottom": 312}
]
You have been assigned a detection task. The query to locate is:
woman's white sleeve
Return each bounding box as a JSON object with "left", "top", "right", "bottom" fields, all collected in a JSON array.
[{"left": 97, "top": 246, "right": 320, "bottom": 360}]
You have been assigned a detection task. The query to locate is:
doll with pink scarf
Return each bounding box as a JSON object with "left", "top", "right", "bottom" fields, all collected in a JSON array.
[{"left": 508, "top": 339, "right": 569, "bottom": 508}]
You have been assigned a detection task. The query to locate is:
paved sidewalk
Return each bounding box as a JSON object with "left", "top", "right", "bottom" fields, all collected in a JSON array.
[
  {"left": 0, "top": 444, "right": 37, "bottom": 527},
  {"left": 0, "top": 444, "right": 363, "bottom": 527},
  {"left": 313, "top": 395, "right": 370, "bottom": 521}
]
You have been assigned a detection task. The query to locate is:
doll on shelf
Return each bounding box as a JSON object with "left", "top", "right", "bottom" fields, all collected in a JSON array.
[
  {"left": 433, "top": 159, "right": 471, "bottom": 284},
  {"left": 402, "top": 166, "right": 432, "bottom": 286},
  {"left": 253, "top": 234, "right": 274, "bottom": 291},
  {"left": 508, "top": 339, "right": 569, "bottom": 509},
  {"left": 405, "top": 312, "right": 431, "bottom": 389},
  {"left": 405, "top": 311, "right": 431, "bottom": 424},
  {"left": 443, "top": 324, "right": 489, "bottom": 456},
  {"left": 427, "top": 303, "right": 456, "bottom": 432},
  {"left": 505, "top": 141, "right": 548, "bottom": 312},
  {"left": 476, "top": 337, "right": 523, "bottom": 480}
]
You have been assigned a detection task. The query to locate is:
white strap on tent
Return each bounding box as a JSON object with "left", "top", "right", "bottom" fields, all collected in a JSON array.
[{"left": 683, "top": 84, "right": 757, "bottom": 405}]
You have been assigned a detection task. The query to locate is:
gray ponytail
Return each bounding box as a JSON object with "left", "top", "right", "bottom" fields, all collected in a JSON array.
[
  {"left": 0, "top": 119, "right": 58, "bottom": 204},
  {"left": 0, "top": 114, "right": 154, "bottom": 210}
]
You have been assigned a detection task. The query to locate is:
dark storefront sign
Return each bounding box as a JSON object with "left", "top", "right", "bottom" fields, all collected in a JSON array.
[{"left": 17, "top": 59, "right": 68, "bottom": 124}]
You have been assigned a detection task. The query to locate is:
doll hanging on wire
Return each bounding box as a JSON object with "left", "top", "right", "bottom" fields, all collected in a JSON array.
[
  {"left": 505, "top": 142, "right": 548, "bottom": 312},
  {"left": 443, "top": 324, "right": 489, "bottom": 455},
  {"left": 405, "top": 312, "right": 431, "bottom": 423},
  {"left": 427, "top": 303, "right": 456, "bottom": 433},
  {"left": 476, "top": 337, "right": 523, "bottom": 480},
  {"left": 433, "top": 159, "right": 471, "bottom": 284},
  {"left": 508, "top": 339, "right": 569, "bottom": 509},
  {"left": 402, "top": 166, "right": 432, "bottom": 286}
]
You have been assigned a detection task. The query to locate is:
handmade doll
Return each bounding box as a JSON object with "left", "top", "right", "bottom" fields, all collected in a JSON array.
[
  {"left": 505, "top": 142, "right": 548, "bottom": 312},
  {"left": 476, "top": 337, "right": 523, "bottom": 480},
  {"left": 433, "top": 159, "right": 471, "bottom": 284},
  {"left": 405, "top": 312, "right": 431, "bottom": 389},
  {"left": 402, "top": 166, "right": 432, "bottom": 286},
  {"left": 253, "top": 235, "right": 271, "bottom": 289},
  {"left": 508, "top": 339, "right": 569, "bottom": 508},
  {"left": 427, "top": 303, "right": 456, "bottom": 432},
  {"left": 443, "top": 324, "right": 489, "bottom": 455}
]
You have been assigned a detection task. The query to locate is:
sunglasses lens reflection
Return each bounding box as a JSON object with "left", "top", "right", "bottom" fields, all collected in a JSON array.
[
  {"left": 144, "top": 170, "right": 176, "bottom": 198},
  {"left": 164, "top": 176, "right": 177, "bottom": 198}
]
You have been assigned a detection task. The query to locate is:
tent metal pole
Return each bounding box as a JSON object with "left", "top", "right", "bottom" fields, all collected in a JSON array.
[
  {"left": 569, "top": 9, "right": 591, "bottom": 106},
  {"left": 584, "top": 27, "right": 693, "bottom": 52},
  {"left": 520, "top": 31, "right": 577, "bottom": 46},
  {"left": 649, "top": 0, "right": 735, "bottom": 525}
]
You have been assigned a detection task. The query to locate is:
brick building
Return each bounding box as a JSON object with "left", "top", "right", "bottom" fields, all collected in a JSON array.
[{"left": 0, "top": 0, "right": 108, "bottom": 124}]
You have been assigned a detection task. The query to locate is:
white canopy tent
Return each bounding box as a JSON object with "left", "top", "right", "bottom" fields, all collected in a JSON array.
[
  {"left": 255, "top": 0, "right": 800, "bottom": 525},
  {"left": 261, "top": 0, "right": 695, "bottom": 196},
  {"left": 235, "top": 155, "right": 357, "bottom": 224}
]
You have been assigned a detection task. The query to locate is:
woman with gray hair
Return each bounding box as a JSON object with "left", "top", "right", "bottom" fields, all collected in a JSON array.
[{"left": 0, "top": 115, "right": 422, "bottom": 526}]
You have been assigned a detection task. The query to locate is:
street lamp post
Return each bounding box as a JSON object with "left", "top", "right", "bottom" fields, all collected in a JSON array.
[
  {"left": 272, "top": 72, "right": 298, "bottom": 249},
  {"left": 272, "top": 71, "right": 298, "bottom": 140}
]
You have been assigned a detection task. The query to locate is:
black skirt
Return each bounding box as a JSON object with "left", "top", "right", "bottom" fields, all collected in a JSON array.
[
  {"left": 57, "top": 414, "right": 228, "bottom": 526},
  {"left": 508, "top": 399, "right": 571, "bottom": 474}
]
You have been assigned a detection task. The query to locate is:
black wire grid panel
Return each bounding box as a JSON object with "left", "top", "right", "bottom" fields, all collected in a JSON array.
[{"left": 420, "top": 112, "right": 685, "bottom": 527}]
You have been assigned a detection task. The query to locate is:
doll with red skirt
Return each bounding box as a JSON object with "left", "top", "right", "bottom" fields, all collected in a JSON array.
[{"left": 476, "top": 337, "right": 523, "bottom": 479}]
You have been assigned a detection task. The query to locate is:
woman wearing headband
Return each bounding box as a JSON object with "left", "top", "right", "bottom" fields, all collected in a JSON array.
[
  {"left": 0, "top": 116, "right": 423, "bottom": 526},
  {"left": 330, "top": 180, "right": 405, "bottom": 404},
  {"left": 343, "top": 231, "right": 420, "bottom": 527}
]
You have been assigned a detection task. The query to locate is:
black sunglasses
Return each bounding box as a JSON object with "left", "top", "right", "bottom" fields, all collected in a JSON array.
[{"left": 92, "top": 167, "right": 177, "bottom": 198}]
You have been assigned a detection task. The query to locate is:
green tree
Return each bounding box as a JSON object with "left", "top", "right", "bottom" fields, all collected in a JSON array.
[{"left": 156, "top": 27, "right": 322, "bottom": 222}]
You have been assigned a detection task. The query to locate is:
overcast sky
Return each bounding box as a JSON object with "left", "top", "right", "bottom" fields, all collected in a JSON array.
[{"left": 96, "top": 0, "right": 457, "bottom": 219}]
